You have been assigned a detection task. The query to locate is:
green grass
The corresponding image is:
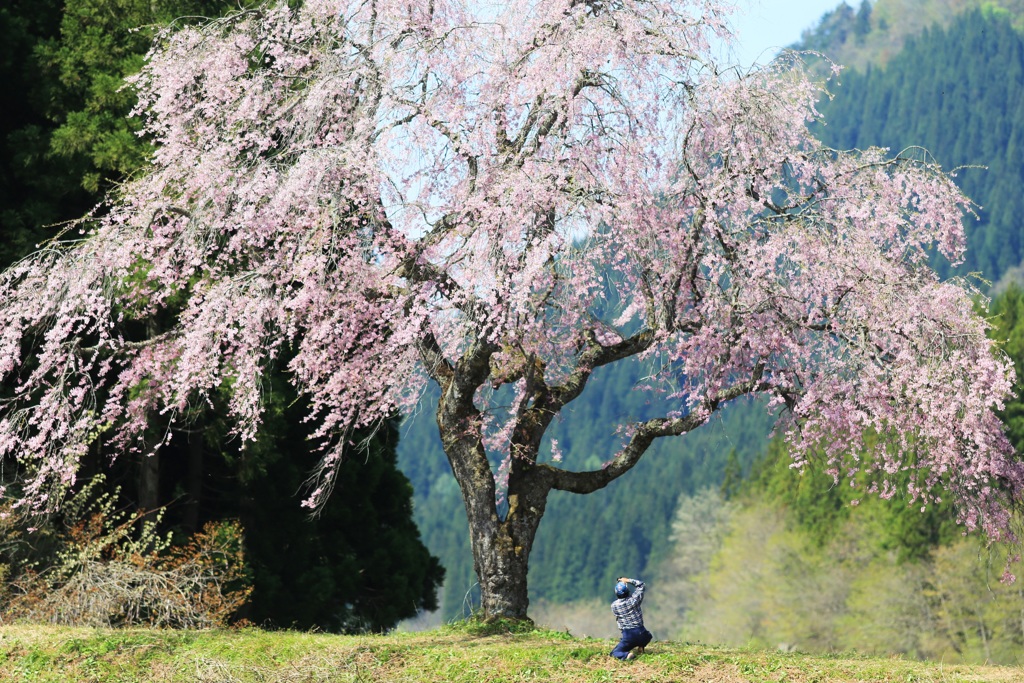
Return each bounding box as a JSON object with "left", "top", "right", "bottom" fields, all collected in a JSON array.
[{"left": 0, "top": 623, "right": 1019, "bottom": 682}]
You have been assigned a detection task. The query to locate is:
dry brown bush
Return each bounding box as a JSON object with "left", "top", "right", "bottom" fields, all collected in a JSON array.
[{"left": 2, "top": 477, "right": 251, "bottom": 628}]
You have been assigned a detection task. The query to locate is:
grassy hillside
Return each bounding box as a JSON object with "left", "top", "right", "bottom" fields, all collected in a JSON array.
[{"left": 0, "top": 624, "right": 1020, "bottom": 682}]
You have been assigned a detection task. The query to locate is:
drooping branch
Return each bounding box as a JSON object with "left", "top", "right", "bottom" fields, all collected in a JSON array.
[{"left": 414, "top": 330, "right": 454, "bottom": 385}]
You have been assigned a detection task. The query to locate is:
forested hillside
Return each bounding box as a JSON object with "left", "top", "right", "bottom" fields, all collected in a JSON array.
[
  {"left": 810, "top": 6, "right": 1024, "bottom": 282},
  {"left": 795, "top": 0, "right": 1024, "bottom": 72}
]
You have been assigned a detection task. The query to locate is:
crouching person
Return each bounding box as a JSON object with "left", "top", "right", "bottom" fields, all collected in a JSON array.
[{"left": 610, "top": 576, "right": 653, "bottom": 661}]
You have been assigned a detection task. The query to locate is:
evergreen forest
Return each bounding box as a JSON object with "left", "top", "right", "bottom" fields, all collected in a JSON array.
[{"left": 813, "top": 3, "right": 1024, "bottom": 282}]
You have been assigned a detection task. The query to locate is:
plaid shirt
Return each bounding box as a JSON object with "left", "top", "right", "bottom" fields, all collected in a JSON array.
[{"left": 611, "top": 580, "right": 646, "bottom": 631}]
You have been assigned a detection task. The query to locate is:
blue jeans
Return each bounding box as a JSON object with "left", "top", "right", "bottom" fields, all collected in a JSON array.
[{"left": 610, "top": 627, "right": 653, "bottom": 659}]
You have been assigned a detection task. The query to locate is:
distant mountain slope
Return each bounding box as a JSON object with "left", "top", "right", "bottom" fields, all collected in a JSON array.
[
  {"left": 794, "top": 0, "right": 1024, "bottom": 71},
  {"left": 813, "top": 8, "right": 1024, "bottom": 283}
]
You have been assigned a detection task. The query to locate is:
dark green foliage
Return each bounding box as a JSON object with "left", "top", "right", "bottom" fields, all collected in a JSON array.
[
  {"left": 0, "top": 0, "right": 89, "bottom": 268},
  {"left": 0, "top": 0, "right": 249, "bottom": 270},
  {"left": 989, "top": 284, "right": 1024, "bottom": 453},
  {"left": 221, "top": 396, "right": 445, "bottom": 632},
  {"left": 745, "top": 439, "right": 849, "bottom": 548},
  {"left": 814, "top": 9, "right": 1024, "bottom": 284},
  {"left": 0, "top": 0, "right": 246, "bottom": 269},
  {"left": 719, "top": 448, "right": 743, "bottom": 500},
  {"left": 35, "top": 0, "right": 235, "bottom": 193}
]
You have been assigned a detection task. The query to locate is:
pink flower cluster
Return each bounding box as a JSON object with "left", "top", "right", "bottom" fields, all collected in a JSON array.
[{"left": 0, "top": 0, "right": 1018, "bottom": 558}]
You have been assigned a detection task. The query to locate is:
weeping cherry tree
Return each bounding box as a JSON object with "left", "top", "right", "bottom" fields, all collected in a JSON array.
[{"left": 0, "top": 0, "right": 1021, "bottom": 620}]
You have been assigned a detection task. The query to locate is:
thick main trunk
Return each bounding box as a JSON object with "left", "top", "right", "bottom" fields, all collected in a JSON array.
[
  {"left": 466, "top": 497, "right": 533, "bottom": 620},
  {"left": 137, "top": 451, "right": 160, "bottom": 511},
  {"left": 436, "top": 365, "right": 549, "bottom": 621},
  {"left": 441, "top": 435, "right": 548, "bottom": 621}
]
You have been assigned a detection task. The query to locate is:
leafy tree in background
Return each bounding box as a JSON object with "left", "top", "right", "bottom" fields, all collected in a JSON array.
[
  {"left": 0, "top": 0, "right": 82, "bottom": 266},
  {"left": 37, "top": 0, "right": 212, "bottom": 193},
  {"left": 218, "top": 394, "right": 445, "bottom": 631},
  {"left": 854, "top": 1, "right": 873, "bottom": 42},
  {"left": 746, "top": 435, "right": 959, "bottom": 562},
  {"left": 674, "top": 487, "right": 1024, "bottom": 663},
  {"left": 0, "top": 0, "right": 1018, "bottom": 624},
  {"left": 687, "top": 501, "right": 850, "bottom": 652},
  {"left": 989, "top": 284, "right": 1024, "bottom": 451},
  {"left": 647, "top": 487, "right": 736, "bottom": 635},
  {"left": 1, "top": 1, "right": 222, "bottom": 269}
]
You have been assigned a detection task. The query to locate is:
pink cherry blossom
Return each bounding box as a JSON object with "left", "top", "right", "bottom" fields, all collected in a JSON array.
[{"left": 0, "top": 0, "right": 1019, "bottom": 619}]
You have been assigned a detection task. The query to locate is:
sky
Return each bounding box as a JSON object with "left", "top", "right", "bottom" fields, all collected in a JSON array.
[{"left": 728, "top": 0, "right": 848, "bottom": 67}]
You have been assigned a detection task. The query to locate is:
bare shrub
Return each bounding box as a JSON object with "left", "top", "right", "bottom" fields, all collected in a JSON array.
[{"left": 3, "top": 477, "right": 251, "bottom": 628}]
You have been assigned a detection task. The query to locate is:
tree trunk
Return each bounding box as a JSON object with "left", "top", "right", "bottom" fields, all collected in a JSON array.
[
  {"left": 435, "top": 355, "right": 551, "bottom": 622},
  {"left": 137, "top": 451, "right": 160, "bottom": 511},
  {"left": 466, "top": 495, "right": 534, "bottom": 620},
  {"left": 423, "top": 333, "right": 663, "bottom": 622},
  {"left": 478, "top": 465, "right": 552, "bottom": 620},
  {"left": 184, "top": 423, "right": 204, "bottom": 533},
  {"left": 439, "top": 433, "right": 550, "bottom": 621}
]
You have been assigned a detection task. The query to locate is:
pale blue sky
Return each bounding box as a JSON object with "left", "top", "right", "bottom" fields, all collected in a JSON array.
[{"left": 729, "top": 0, "right": 848, "bottom": 67}]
